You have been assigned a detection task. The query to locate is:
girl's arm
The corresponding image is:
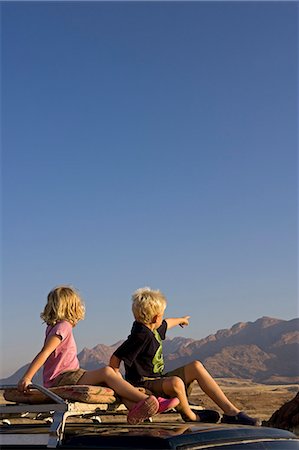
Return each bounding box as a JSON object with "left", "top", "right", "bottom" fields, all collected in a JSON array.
[
  {"left": 18, "top": 335, "right": 62, "bottom": 392},
  {"left": 165, "top": 316, "right": 190, "bottom": 330}
]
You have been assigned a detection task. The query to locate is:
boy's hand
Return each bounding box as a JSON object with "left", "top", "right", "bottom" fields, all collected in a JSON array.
[
  {"left": 179, "top": 316, "right": 191, "bottom": 328},
  {"left": 109, "top": 354, "right": 122, "bottom": 377},
  {"left": 166, "top": 316, "right": 191, "bottom": 330},
  {"left": 113, "top": 368, "right": 122, "bottom": 378}
]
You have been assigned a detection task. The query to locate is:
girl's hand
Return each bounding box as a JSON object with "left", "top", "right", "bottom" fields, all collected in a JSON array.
[
  {"left": 179, "top": 315, "right": 191, "bottom": 328},
  {"left": 16, "top": 335, "right": 61, "bottom": 394},
  {"left": 17, "top": 377, "right": 32, "bottom": 393}
]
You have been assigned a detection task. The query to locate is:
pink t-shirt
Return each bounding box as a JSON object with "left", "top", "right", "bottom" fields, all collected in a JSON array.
[{"left": 43, "top": 320, "right": 79, "bottom": 388}]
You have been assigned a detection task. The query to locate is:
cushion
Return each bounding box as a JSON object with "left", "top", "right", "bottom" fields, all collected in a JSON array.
[{"left": 4, "top": 385, "right": 117, "bottom": 405}]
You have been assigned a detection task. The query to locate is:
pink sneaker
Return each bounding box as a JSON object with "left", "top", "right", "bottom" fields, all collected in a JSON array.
[
  {"left": 157, "top": 396, "right": 180, "bottom": 413},
  {"left": 127, "top": 395, "right": 159, "bottom": 425}
]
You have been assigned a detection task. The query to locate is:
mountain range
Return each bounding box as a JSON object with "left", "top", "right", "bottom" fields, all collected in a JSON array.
[{"left": 1, "top": 316, "right": 298, "bottom": 385}]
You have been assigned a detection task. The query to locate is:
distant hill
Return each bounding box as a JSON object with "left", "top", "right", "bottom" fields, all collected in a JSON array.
[
  {"left": 164, "top": 317, "right": 299, "bottom": 383},
  {"left": 1, "top": 316, "right": 298, "bottom": 385}
]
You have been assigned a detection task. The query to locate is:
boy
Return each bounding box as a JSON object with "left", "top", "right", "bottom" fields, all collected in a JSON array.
[{"left": 110, "top": 287, "right": 260, "bottom": 425}]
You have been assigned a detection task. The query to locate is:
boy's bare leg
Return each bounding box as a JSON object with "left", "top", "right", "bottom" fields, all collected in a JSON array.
[
  {"left": 78, "top": 366, "right": 148, "bottom": 404},
  {"left": 183, "top": 361, "right": 240, "bottom": 415},
  {"left": 162, "top": 376, "right": 197, "bottom": 421}
]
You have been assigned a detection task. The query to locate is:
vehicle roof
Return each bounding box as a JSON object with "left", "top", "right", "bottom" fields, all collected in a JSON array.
[
  {"left": 1, "top": 420, "right": 298, "bottom": 449},
  {"left": 63, "top": 422, "right": 298, "bottom": 448}
]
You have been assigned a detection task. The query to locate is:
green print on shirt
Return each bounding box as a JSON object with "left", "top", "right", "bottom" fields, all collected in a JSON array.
[{"left": 152, "top": 330, "right": 164, "bottom": 374}]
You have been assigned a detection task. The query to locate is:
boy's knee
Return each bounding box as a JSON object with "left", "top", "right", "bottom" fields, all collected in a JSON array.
[
  {"left": 192, "top": 360, "right": 204, "bottom": 371},
  {"left": 169, "top": 376, "right": 185, "bottom": 392}
]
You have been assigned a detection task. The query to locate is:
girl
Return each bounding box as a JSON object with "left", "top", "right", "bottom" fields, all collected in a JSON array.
[{"left": 17, "top": 286, "right": 179, "bottom": 425}]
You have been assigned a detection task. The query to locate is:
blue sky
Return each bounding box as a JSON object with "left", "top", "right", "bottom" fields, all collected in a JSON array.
[{"left": 1, "top": 1, "right": 298, "bottom": 378}]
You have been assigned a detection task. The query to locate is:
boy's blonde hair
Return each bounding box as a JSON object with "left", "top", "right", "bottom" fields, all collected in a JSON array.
[
  {"left": 40, "top": 286, "right": 85, "bottom": 326},
  {"left": 132, "top": 287, "right": 167, "bottom": 324}
]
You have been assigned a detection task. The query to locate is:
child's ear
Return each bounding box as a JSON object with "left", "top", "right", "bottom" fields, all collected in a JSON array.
[{"left": 152, "top": 315, "right": 158, "bottom": 324}]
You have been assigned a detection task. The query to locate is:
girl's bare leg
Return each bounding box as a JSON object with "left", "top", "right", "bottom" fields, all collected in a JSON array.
[
  {"left": 78, "top": 366, "right": 148, "bottom": 404},
  {"left": 184, "top": 361, "right": 240, "bottom": 415}
]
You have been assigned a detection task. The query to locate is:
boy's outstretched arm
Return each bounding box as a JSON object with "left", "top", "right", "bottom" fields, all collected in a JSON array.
[{"left": 165, "top": 316, "right": 190, "bottom": 330}]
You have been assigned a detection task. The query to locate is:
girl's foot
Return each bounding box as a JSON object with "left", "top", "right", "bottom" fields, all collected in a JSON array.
[
  {"left": 157, "top": 396, "right": 180, "bottom": 413},
  {"left": 127, "top": 395, "right": 159, "bottom": 425}
]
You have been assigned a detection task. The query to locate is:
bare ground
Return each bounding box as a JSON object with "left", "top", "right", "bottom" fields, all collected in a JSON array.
[{"left": 188, "top": 378, "right": 299, "bottom": 422}]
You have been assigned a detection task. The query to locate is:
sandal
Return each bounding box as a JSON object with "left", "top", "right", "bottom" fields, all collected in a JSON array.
[
  {"left": 127, "top": 395, "right": 159, "bottom": 425},
  {"left": 157, "top": 397, "right": 180, "bottom": 413}
]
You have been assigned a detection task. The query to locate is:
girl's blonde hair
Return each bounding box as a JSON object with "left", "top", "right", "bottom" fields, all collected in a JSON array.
[
  {"left": 132, "top": 287, "right": 167, "bottom": 324},
  {"left": 40, "top": 286, "right": 85, "bottom": 326}
]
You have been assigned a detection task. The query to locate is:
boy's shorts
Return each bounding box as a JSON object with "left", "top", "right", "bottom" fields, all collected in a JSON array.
[
  {"left": 138, "top": 365, "right": 196, "bottom": 398},
  {"left": 51, "top": 368, "right": 86, "bottom": 387}
]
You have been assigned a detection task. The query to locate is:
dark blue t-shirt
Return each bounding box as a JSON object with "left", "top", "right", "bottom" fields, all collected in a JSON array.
[{"left": 113, "top": 320, "right": 167, "bottom": 384}]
